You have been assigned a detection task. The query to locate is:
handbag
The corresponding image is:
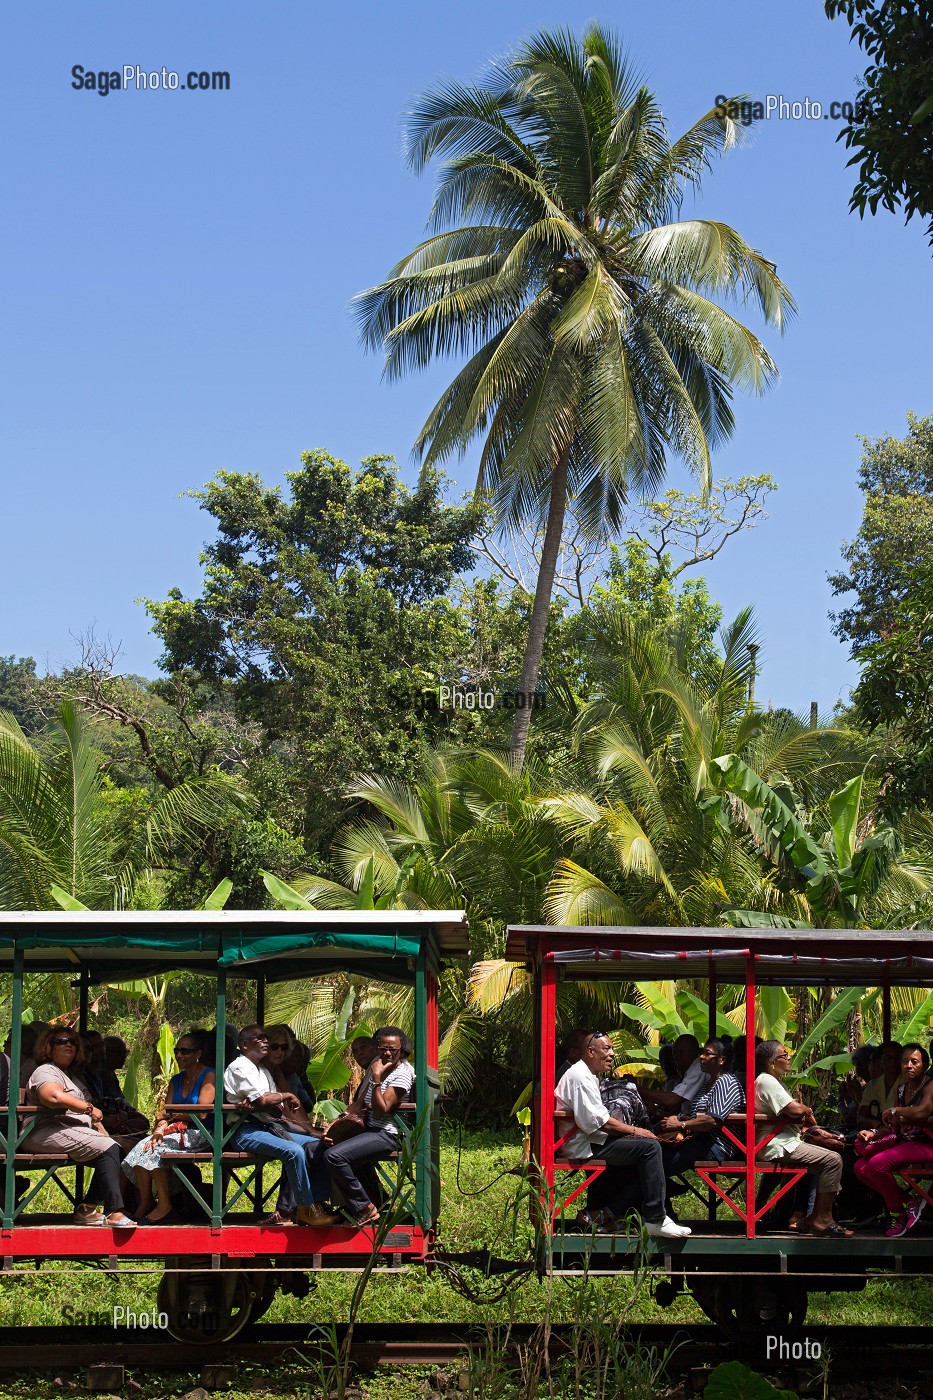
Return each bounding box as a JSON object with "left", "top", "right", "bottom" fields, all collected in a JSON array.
[{"left": 326, "top": 1111, "right": 367, "bottom": 1144}]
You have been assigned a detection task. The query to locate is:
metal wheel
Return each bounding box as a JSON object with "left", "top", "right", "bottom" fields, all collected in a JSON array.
[
  {"left": 688, "top": 1275, "right": 807, "bottom": 1341},
  {"left": 157, "top": 1269, "right": 264, "bottom": 1343}
]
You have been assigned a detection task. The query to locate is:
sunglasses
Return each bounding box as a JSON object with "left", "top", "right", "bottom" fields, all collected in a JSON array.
[
  {"left": 53, "top": 1037, "right": 77, "bottom": 1047},
  {"left": 267, "top": 1041, "right": 288, "bottom": 1051},
  {"left": 176, "top": 1046, "right": 198, "bottom": 1056}
]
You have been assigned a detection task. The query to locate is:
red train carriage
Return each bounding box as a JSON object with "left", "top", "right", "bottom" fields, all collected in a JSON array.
[
  {"left": 508, "top": 923, "right": 933, "bottom": 1337},
  {"left": 0, "top": 909, "right": 467, "bottom": 1341}
]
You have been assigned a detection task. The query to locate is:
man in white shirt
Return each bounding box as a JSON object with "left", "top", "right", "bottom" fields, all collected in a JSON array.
[
  {"left": 555, "top": 1032, "right": 690, "bottom": 1239},
  {"left": 641, "top": 1035, "right": 710, "bottom": 1115},
  {"left": 225, "top": 1026, "right": 335, "bottom": 1225}
]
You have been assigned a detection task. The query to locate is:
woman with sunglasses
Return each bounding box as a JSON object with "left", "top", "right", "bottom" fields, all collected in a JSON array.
[
  {"left": 258, "top": 1025, "right": 327, "bottom": 1225},
  {"left": 24, "top": 1028, "right": 136, "bottom": 1228},
  {"left": 120, "top": 1029, "right": 215, "bottom": 1224}
]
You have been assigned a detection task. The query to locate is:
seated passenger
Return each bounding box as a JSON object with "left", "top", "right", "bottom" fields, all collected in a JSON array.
[
  {"left": 838, "top": 1044, "right": 873, "bottom": 1131},
  {"left": 259, "top": 1025, "right": 326, "bottom": 1225},
  {"left": 224, "top": 1026, "right": 334, "bottom": 1226},
  {"left": 555, "top": 1031, "right": 689, "bottom": 1240},
  {"left": 659, "top": 1039, "right": 745, "bottom": 1177},
  {"left": 284, "top": 1039, "right": 316, "bottom": 1110},
  {"left": 19, "top": 1021, "right": 51, "bottom": 1090},
  {"left": 24, "top": 1028, "right": 136, "bottom": 1228},
  {"left": 854, "top": 1042, "right": 933, "bottom": 1237},
  {"left": 82, "top": 1031, "right": 148, "bottom": 1137},
  {"left": 755, "top": 1040, "right": 851, "bottom": 1237},
  {"left": 314, "top": 1026, "right": 415, "bottom": 1229},
  {"left": 641, "top": 1035, "right": 709, "bottom": 1114},
  {"left": 857, "top": 1041, "right": 904, "bottom": 1129},
  {"left": 121, "top": 1030, "right": 215, "bottom": 1223},
  {"left": 555, "top": 1031, "right": 587, "bottom": 1084}
]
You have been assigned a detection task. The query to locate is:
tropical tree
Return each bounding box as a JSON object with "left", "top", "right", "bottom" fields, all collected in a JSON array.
[
  {"left": 0, "top": 702, "right": 246, "bottom": 911},
  {"left": 355, "top": 23, "right": 794, "bottom": 762},
  {"left": 704, "top": 756, "right": 933, "bottom": 930}
]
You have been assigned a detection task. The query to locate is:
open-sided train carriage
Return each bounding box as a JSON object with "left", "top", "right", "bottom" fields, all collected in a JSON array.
[
  {"left": 511, "top": 922, "right": 933, "bottom": 1338},
  {"left": 0, "top": 909, "right": 468, "bottom": 1341}
]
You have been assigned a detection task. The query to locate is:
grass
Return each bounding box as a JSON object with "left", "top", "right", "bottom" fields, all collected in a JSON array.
[{"left": 0, "top": 1125, "right": 929, "bottom": 1398}]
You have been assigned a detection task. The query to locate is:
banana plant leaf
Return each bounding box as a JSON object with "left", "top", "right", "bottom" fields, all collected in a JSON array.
[
  {"left": 829, "top": 776, "right": 862, "bottom": 871},
  {"left": 262, "top": 870, "right": 311, "bottom": 910},
  {"left": 895, "top": 989, "right": 933, "bottom": 1043},
  {"left": 710, "top": 754, "right": 831, "bottom": 879},
  {"left": 722, "top": 909, "right": 814, "bottom": 929},
  {"left": 674, "top": 988, "right": 737, "bottom": 1039},
  {"left": 122, "top": 1039, "right": 145, "bottom": 1109},
  {"left": 50, "top": 886, "right": 90, "bottom": 911},
  {"left": 157, "top": 1021, "right": 176, "bottom": 1081},
  {"left": 634, "top": 982, "right": 688, "bottom": 1035},
  {"left": 307, "top": 1018, "right": 373, "bottom": 1094},
  {"left": 203, "top": 878, "right": 233, "bottom": 910},
  {"left": 790, "top": 986, "right": 873, "bottom": 1072},
  {"left": 614, "top": 1001, "right": 669, "bottom": 1033},
  {"left": 756, "top": 985, "right": 794, "bottom": 1043}
]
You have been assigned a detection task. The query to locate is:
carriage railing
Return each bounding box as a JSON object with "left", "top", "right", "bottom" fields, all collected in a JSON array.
[{"left": 547, "top": 1109, "right": 808, "bottom": 1236}]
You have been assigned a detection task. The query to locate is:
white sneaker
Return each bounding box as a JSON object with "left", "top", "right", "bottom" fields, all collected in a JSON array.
[{"left": 645, "top": 1215, "right": 692, "bottom": 1239}]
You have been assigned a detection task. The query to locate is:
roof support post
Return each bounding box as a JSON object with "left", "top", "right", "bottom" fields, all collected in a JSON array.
[
  {"left": 78, "top": 966, "right": 89, "bottom": 1035},
  {"left": 539, "top": 951, "right": 557, "bottom": 1215},
  {"left": 212, "top": 968, "right": 227, "bottom": 1229},
  {"left": 744, "top": 954, "right": 757, "bottom": 1240},
  {"left": 883, "top": 971, "right": 892, "bottom": 1043},
  {"left": 414, "top": 942, "right": 440, "bottom": 1228},
  {"left": 707, "top": 958, "right": 717, "bottom": 1042},
  {"left": 3, "top": 946, "right": 23, "bottom": 1230}
]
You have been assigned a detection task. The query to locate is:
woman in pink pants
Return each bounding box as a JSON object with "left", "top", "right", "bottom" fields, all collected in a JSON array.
[{"left": 854, "top": 1043, "right": 933, "bottom": 1236}]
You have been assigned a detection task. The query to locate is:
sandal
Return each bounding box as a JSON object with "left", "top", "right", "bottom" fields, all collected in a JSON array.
[
  {"left": 73, "top": 1206, "right": 104, "bottom": 1226},
  {"left": 810, "top": 1221, "right": 854, "bottom": 1237},
  {"left": 106, "top": 1214, "right": 138, "bottom": 1229},
  {"left": 354, "top": 1206, "right": 380, "bottom": 1228}
]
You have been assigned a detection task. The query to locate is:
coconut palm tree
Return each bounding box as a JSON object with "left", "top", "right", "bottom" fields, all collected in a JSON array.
[
  {"left": 0, "top": 703, "right": 246, "bottom": 910},
  {"left": 355, "top": 24, "right": 795, "bottom": 763}
]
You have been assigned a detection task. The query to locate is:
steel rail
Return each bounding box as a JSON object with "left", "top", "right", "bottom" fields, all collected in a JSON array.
[{"left": 0, "top": 1323, "right": 927, "bottom": 1374}]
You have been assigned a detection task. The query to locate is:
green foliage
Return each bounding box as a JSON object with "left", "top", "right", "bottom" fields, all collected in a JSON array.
[
  {"left": 830, "top": 411, "right": 933, "bottom": 653},
  {"left": 306, "top": 990, "right": 371, "bottom": 1094},
  {"left": 824, "top": 2, "right": 933, "bottom": 239},
  {"left": 583, "top": 538, "right": 723, "bottom": 678},
  {"left": 704, "top": 1360, "right": 797, "bottom": 1400},
  {"left": 0, "top": 703, "right": 245, "bottom": 910},
  {"left": 0, "top": 657, "right": 39, "bottom": 735},
  {"left": 145, "top": 451, "right": 482, "bottom": 848},
  {"left": 708, "top": 752, "right": 933, "bottom": 929}
]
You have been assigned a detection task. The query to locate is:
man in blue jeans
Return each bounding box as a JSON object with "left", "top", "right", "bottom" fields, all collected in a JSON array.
[{"left": 224, "top": 1026, "right": 337, "bottom": 1226}]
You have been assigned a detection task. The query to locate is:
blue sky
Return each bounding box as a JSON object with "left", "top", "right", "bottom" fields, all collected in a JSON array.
[{"left": 3, "top": 0, "right": 930, "bottom": 711}]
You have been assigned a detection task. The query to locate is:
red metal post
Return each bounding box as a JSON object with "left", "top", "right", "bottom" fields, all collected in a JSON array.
[
  {"left": 708, "top": 957, "right": 717, "bottom": 1042},
  {"left": 539, "top": 950, "right": 558, "bottom": 1197},
  {"left": 745, "top": 954, "right": 757, "bottom": 1239}
]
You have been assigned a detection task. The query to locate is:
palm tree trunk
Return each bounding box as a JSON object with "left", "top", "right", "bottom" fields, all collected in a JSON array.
[{"left": 509, "top": 446, "right": 570, "bottom": 765}]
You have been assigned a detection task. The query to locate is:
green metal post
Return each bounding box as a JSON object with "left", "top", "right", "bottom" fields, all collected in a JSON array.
[
  {"left": 3, "top": 948, "right": 24, "bottom": 1229},
  {"left": 212, "top": 968, "right": 226, "bottom": 1228},
  {"left": 414, "top": 946, "right": 431, "bottom": 1226}
]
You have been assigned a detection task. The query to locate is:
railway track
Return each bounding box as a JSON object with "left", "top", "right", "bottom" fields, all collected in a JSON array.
[{"left": 0, "top": 1322, "right": 927, "bottom": 1380}]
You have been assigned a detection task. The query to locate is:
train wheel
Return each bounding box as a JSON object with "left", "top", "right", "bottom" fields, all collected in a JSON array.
[
  {"left": 689, "top": 1276, "right": 808, "bottom": 1341},
  {"left": 157, "top": 1269, "right": 264, "bottom": 1343}
]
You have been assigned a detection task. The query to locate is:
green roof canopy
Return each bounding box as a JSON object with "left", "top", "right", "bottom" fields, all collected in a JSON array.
[{"left": 0, "top": 910, "right": 469, "bottom": 984}]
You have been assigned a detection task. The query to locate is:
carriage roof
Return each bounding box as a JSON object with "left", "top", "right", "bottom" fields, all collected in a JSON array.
[{"left": 0, "top": 909, "right": 469, "bottom": 983}]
